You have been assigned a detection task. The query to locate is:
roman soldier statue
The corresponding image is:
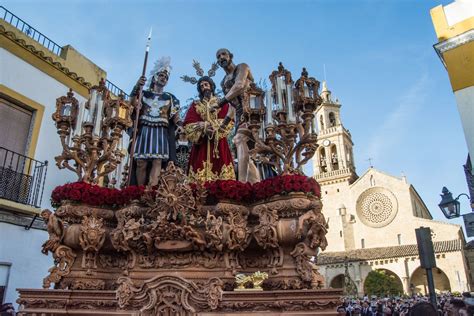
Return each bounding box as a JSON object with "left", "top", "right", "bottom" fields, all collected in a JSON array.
[{"left": 129, "top": 57, "right": 180, "bottom": 186}]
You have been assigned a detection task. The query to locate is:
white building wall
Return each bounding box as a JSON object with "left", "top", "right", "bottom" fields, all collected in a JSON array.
[
  {"left": 0, "top": 48, "right": 88, "bottom": 306},
  {"left": 0, "top": 47, "right": 87, "bottom": 208},
  {"left": 454, "top": 86, "right": 474, "bottom": 163},
  {"left": 0, "top": 222, "right": 50, "bottom": 305}
]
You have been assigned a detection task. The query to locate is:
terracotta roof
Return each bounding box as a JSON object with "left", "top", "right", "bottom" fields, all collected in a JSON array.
[{"left": 317, "top": 239, "right": 463, "bottom": 265}]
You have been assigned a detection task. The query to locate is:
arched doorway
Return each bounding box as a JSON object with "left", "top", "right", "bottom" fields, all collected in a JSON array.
[
  {"left": 363, "top": 269, "right": 404, "bottom": 296},
  {"left": 410, "top": 267, "right": 451, "bottom": 295},
  {"left": 330, "top": 274, "right": 344, "bottom": 289}
]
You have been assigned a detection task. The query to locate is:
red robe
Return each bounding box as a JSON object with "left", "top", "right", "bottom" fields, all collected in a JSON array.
[{"left": 183, "top": 98, "right": 235, "bottom": 182}]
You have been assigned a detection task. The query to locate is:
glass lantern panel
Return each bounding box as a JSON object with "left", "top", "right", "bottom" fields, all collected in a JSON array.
[
  {"left": 61, "top": 103, "right": 72, "bottom": 116},
  {"left": 119, "top": 106, "right": 128, "bottom": 119},
  {"left": 303, "top": 83, "right": 310, "bottom": 97},
  {"left": 250, "top": 95, "right": 257, "bottom": 109}
]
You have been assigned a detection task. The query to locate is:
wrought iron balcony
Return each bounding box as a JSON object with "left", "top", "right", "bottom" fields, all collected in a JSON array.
[{"left": 0, "top": 147, "right": 48, "bottom": 208}]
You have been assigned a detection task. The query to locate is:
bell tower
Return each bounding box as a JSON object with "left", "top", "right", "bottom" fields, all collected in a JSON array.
[{"left": 313, "top": 82, "right": 357, "bottom": 185}]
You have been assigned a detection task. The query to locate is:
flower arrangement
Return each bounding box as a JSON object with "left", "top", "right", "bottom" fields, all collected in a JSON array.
[
  {"left": 51, "top": 175, "right": 320, "bottom": 207},
  {"left": 51, "top": 182, "right": 146, "bottom": 207},
  {"left": 253, "top": 174, "right": 320, "bottom": 201}
]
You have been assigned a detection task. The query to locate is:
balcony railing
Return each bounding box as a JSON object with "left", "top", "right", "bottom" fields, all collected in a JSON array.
[
  {"left": 106, "top": 79, "right": 129, "bottom": 100},
  {"left": 1, "top": 6, "right": 129, "bottom": 99},
  {"left": 1, "top": 6, "right": 63, "bottom": 56},
  {"left": 0, "top": 147, "right": 48, "bottom": 208}
]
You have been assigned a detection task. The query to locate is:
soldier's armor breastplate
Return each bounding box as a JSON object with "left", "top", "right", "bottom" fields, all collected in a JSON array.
[{"left": 140, "top": 93, "right": 171, "bottom": 127}]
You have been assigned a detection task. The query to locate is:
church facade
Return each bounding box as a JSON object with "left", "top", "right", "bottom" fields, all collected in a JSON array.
[{"left": 313, "top": 83, "right": 471, "bottom": 295}]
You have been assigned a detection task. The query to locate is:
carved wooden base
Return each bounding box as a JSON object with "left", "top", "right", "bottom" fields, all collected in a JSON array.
[
  {"left": 17, "top": 287, "right": 342, "bottom": 315},
  {"left": 33, "top": 166, "right": 337, "bottom": 315}
]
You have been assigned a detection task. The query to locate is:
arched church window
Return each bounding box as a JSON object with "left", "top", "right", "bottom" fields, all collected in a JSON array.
[
  {"left": 319, "top": 115, "right": 325, "bottom": 131},
  {"left": 370, "top": 175, "right": 375, "bottom": 186},
  {"left": 329, "top": 112, "right": 336, "bottom": 127},
  {"left": 319, "top": 147, "right": 327, "bottom": 173},
  {"left": 331, "top": 145, "right": 339, "bottom": 170}
]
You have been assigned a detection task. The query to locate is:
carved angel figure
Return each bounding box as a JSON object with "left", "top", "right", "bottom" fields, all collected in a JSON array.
[{"left": 41, "top": 209, "right": 65, "bottom": 255}]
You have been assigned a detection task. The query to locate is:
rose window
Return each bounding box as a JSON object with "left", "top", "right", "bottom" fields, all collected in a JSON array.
[{"left": 356, "top": 187, "right": 398, "bottom": 228}]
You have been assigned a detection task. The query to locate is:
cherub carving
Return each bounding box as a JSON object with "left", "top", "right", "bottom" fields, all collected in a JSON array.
[{"left": 41, "top": 209, "right": 65, "bottom": 255}]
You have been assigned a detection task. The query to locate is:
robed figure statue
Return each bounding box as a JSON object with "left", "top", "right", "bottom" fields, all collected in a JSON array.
[{"left": 183, "top": 76, "right": 235, "bottom": 182}]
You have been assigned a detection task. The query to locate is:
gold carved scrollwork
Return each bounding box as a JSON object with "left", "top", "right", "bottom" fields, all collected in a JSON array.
[
  {"left": 290, "top": 242, "right": 320, "bottom": 288},
  {"left": 253, "top": 205, "right": 279, "bottom": 249},
  {"left": 219, "top": 203, "right": 250, "bottom": 251},
  {"left": 116, "top": 276, "right": 223, "bottom": 313},
  {"left": 205, "top": 212, "right": 224, "bottom": 251},
  {"left": 148, "top": 162, "right": 196, "bottom": 224},
  {"left": 296, "top": 206, "right": 328, "bottom": 251},
  {"left": 43, "top": 245, "right": 76, "bottom": 289},
  {"left": 79, "top": 216, "right": 106, "bottom": 274}
]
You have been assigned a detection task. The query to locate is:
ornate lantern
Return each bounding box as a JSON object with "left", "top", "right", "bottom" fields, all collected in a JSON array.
[
  {"left": 104, "top": 94, "right": 133, "bottom": 129},
  {"left": 438, "top": 186, "right": 461, "bottom": 219},
  {"left": 294, "top": 68, "right": 323, "bottom": 135},
  {"left": 52, "top": 89, "right": 79, "bottom": 133},
  {"left": 269, "top": 62, "right": 294, "bottom": 122},
  {"left": 294, "top": 68, "right": 322, "bottom": 111},
  {"left": 53, "top": 83, "right": 132, "bottom": 184},
  {"left": 249, "top": 64, "right": 320, "bottom": 175},
  {"left": 247, "top": 83, "right": 265, "bottom": 126}
]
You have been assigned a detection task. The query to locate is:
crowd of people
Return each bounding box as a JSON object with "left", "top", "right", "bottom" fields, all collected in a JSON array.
[{"left": 336, "top": 292, "right": 474, "bottom": 316}]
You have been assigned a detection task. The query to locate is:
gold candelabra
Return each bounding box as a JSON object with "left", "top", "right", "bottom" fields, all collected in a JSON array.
[
  {"left": 249, "top": 64, "right": 322, "bottom": 175},
  {"left": 52, "top": 80, "right": 133, "bottom": 184}
]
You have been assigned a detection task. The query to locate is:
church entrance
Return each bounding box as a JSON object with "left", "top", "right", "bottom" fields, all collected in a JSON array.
[
  {"left": 410, "top": 267, "right": 451, "bottom": 294},
  {"left": 329, "top": 274, "right": 345, "bottom": 289}
]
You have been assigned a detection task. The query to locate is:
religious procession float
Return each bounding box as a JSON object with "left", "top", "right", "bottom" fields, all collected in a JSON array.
[{"left": 17, "top": 47, "right": 342, "bottom": 315}]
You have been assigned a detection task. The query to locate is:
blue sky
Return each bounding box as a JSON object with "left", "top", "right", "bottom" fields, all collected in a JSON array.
[{"left": 3, "top": 0, "right": 471, "bottom": 235}]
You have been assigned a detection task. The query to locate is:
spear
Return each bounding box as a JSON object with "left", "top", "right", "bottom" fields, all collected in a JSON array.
[{"left": 127, "top": 28, "right": 152, "bottom": 186}]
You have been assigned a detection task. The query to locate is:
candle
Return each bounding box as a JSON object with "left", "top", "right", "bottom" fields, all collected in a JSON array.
[
  {"left": 312, "top": 116, "right": 317, "bottom": 134},
  {"left": 303, "top": 85, "right": 310, "bottom": 97},
  {"left": 276, "top": 77, "right": 283, "bottom": 110},
  {"left": 74, "top": 102, "right": 85, "bottom": 136},
  {"left": 287, "top": 85, "right": 295, "bottom": 122},
  {"left": 118, "top": 136, "right": 123, "bottom": 151},
  {"left": 265, "top": 90, "right": 273, "bottom": 125},
  {"left": 89, "top": 89, "right": 97, "bottom": 122},
  {"left": 250, "top": 95, "right": 257, "bottom": 109},
  {"left": 93, "top": 94, "right": 104, "bottom": 136}
]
